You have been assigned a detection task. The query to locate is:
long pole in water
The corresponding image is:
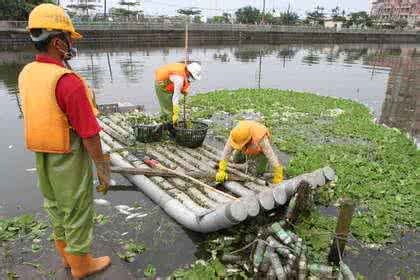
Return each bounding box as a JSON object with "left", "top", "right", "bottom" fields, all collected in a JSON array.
[{"left": 183, "top": 17, "right": 189, "bottom": 125}]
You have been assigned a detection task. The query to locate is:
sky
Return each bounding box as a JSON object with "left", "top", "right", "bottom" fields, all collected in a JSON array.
[{"left": 131, "top": 0, "right": 369, "bottom": 18}]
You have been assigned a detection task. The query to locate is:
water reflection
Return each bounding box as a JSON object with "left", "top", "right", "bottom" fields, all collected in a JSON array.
[
  {"left": 372, "top": 48, "right": 420, "bottom": 139},
  {"left": 0, "top": 44, "right": 418, "bottom": 140}
]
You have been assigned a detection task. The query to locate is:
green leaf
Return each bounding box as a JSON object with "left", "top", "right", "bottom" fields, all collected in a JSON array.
[{"left": 144, "top": 264, "right": 156, "bottom": 278}]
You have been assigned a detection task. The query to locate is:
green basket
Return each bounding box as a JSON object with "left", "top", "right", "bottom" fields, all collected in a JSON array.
[
  {"left": 174, "top": 121, "right": 209, "bottom": 148},
  {"left": 134, "top": 124, "right": 163, "bottom": 143}
]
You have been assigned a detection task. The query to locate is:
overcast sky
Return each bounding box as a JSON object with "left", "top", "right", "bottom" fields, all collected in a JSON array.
[{"left": 128, "top": 0, "right": 368, "bottom": 17}]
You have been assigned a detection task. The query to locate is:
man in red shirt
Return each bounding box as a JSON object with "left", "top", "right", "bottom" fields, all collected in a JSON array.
[{"left": 18, "top": 4, "right": 111, "bottom": 279}]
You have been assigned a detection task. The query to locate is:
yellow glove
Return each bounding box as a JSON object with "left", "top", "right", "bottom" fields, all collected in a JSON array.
[
  {"left": 272, "top": 165, "right": 283, "bottom": 184},
  {"left": 215, "top": 159, "right": 228, "bottom": 183},
  {"left": 172, "top": 104, "right": 180, "bottom": 125}
]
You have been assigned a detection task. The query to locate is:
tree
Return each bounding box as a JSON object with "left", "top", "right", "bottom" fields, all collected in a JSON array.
[
  {"left": 209, "top": 13, "right": 232, "bottom": 24},
  {"left": 177, "top": 8, "right": 201, "bottom": 16},
  {"left": 306, "top": 6, "right": 326, "bottom": 25},
  {"left": 222, "top": 12, "right": 232, "bottom": 23},
  {"left": 331, "top": 6, "right": 347, "bottom": 23},
  {"left": 119, "top": 1, "right": 140, "bottom": 12},
  {"left": 274, "top": 10, "right": 299, "bottom": 25},
  {"left": 0, "top": 0, "right": 54, "bottom": 20},
  {"left": 110, "top": 7, "right": 138, "bottom": 17},
  {"left": 391, "top": 18, "right": 408, "bottom": 29},
  {"left": 67, "top": 3, "right": 97, "bottom": 16},
  {"left": 235, "top": 6, "right": 261, "bottom": 24},
  {"left": 192, "top": 15, "right": 202, "bottom": 23},
  {"left": 344, "top": 11, "right": 373, "bottom": 28}
]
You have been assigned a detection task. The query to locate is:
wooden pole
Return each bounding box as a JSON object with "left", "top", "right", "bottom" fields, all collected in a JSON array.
[
  {"left": 183, "top": 17, "right": 189, "bottom": 126},
  {"left": 328, "top": 198, "right": 355, "bottom": 266}
]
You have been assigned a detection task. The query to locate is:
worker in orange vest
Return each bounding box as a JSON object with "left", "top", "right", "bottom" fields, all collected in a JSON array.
[
  {"left": 18, "top": 4, "right": 110, "bottom": 279},
  {"left": 154, "top": 62, "right": 202, "bottom": 134},
  {"left": 215, "top": 120, "right": 284, "bottom": 184}
]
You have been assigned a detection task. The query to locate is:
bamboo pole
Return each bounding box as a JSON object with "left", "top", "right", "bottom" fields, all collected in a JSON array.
[
  {"left": 152, "top": 145, "right": 198, "bottom": 171},
  {"left": 100, "top": 130, "right": 219, "bottom": 209},
  {"left": 327, "top": 198, "right": 355, "bottom": 266},
  {"left": 286, "top": 180, "right": 312, "bottom": 224}
]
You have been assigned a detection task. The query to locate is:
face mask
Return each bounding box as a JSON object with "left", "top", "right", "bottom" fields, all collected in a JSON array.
[
  {"left": 69, "top": 47, "right": 78, "bottom": 58},
  {"left": 55, "top": 35, "right": 76, "bottom": 61}
]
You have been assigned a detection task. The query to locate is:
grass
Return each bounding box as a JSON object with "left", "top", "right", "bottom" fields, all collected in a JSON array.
[{"left": 189, "top": 88, "right": 419, "bottom": 259}]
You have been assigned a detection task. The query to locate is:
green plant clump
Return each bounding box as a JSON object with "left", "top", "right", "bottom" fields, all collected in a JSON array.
[
  {"left": 0, "top": 215, "right": 48, "bottom": 243},
  {"left": 190, "top": 89, "right": 419, "bottom": 250}
]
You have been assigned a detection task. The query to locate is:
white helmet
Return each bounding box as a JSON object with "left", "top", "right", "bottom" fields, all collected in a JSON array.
[{"left": 187, "top": 62, "right": 202, "bottom": 81}]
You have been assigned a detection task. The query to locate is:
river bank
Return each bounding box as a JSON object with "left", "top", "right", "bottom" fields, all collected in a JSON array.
[
  {"left": 1, "top": 22, "right": 419, "bottom": 50},
  {"left": 1, "top": 89, "right": 418, "bottom": 279}
]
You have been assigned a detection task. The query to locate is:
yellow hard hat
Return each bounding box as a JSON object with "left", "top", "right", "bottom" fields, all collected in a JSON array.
[
  {"left": 229, "top": 124, "right": 252, "bottom": 150},
  {"left": 28, "top": 4, "right": 82, "bottom": 40}
]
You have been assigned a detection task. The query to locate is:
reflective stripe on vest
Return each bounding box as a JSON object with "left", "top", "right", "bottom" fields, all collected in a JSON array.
[
  {"left": 155, "top": 63, "right": 190, "bottom": 94},
  {"left": 18, "top": 61, "right": 98, "bottom": 154}
]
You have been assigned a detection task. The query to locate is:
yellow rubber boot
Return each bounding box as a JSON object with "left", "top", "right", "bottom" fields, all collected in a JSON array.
[
  {"left": 66, "top": 253, "right": 111, "bottom": 279},
  {"left": 54, "top": 240, "right": 70, "bottom": 268}
]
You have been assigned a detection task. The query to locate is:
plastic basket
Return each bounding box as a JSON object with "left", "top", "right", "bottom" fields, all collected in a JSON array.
[
  {"left": 174, "top": 121, "right": 209, "bottom": 148},
  {"left": 134, "top": 124, "right": 163, "bottom": 143}
]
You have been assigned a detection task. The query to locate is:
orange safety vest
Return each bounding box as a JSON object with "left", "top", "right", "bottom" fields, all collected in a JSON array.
[
  {"left": 18, "top": 61, "right": 98, "bottom": 154},
  {"left": 231, "top": 120, "right": 271, "bottom": 155},
  {"left": 155, "top": 63, "right": 190, "bottom": 94}
]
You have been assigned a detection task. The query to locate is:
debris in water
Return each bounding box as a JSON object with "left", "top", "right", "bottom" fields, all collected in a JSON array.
[
  {"left": 125, "top": 213, "right": 148, "bottom": 221},
  {"left": 8, "top": 145, "right": 13, "bottom": 149},
  {"left": 94, "top": 199, "right": 111, "bottom": 206},
  {"left": 26, "top": 168, "right": 36, "bottom": 172},
  {"left": 121, "top": 232, "right": 129, "bottom": 236}
]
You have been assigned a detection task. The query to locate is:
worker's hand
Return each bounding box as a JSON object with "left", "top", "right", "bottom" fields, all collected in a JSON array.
[
  {"left": 272, "top": 165, "right": 284, "bottom": 184},
  {"left": 215, "top": 159, "right": 228, "bottom": 183},
  {"left": 215, "top": 170, "right": 228, "bottom": 183},
  {"left": 172, "top": 104, "right": 180, "bottom": 125},
  {"left": 95, "top": 155, "right": 111, "bottom": 195}
]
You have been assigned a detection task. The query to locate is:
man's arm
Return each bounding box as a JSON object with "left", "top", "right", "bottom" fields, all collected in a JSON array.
[
  {"left": 259, "top": 136, "right": 281, "bottom": 167},
  {"left": 82, "top": 134, "right": 110, "bottom": 193},
  {"left": 169, "top": 74, "right": 185, "bottom": 124},
  {"left": 259, "top": 136, "right": 283, "bottom": 184},
  {"left": 56, "top": 73, "right": 109, "bottom": 191}
]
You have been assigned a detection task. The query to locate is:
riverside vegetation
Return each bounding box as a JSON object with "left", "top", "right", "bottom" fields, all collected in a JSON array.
[{"left": 171, "top": 88, "right": 419, "bottom": 278}]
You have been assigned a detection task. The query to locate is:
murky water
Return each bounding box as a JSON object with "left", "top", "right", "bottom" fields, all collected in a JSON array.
[{"left": 0, "top": 43, "right": 419, "bottom": 278}]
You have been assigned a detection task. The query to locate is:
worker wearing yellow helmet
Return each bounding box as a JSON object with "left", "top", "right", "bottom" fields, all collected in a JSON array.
[
  {"left": 18, "top": 4, "right": 111, "bottom": 279},
  {"left": 216, "top": 120, "right": 284, "bottom": 184},
  {"left": 154, "top": 61, "right": 202, "bottom": 136}
]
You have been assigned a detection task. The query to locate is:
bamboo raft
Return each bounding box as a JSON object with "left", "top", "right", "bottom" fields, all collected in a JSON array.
[{"left": 97, "top": 114, "right": 336, "bottom": 233}]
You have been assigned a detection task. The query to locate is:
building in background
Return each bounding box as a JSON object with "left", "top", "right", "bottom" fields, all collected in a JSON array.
[{"left": 370, "top": 0, "right": 420, "bottom": 28}]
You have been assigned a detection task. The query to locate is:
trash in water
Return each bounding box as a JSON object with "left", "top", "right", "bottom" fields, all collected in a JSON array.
[
  {"left": 26, "top": 168, "right": 37, "bottom": 172},
  {"left": 94, "top": 199, "right": 111, "bottom": 207},
  {"left": 8, "top": 145, "right": 13, "bottom": 149},
  {"left": 126, "top": 213, "right": 148, "bottom": 221}
]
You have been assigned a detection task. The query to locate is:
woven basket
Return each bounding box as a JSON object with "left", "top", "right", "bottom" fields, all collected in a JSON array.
[{"left": 174, "top": 121, "right": 209, "bottom": 148}]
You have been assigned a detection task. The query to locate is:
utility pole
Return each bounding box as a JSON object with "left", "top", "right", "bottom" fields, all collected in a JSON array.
[
  {"left": 261, "top": 0, "right": 266, "bottom": 24},
  {"left": 104, "top": 0, "right": 107, "bottom": 18}
]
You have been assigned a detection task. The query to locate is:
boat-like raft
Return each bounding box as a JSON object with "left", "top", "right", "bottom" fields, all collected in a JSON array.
[{"left": 97, "top": 111, "right": 335, "bottom": 233}]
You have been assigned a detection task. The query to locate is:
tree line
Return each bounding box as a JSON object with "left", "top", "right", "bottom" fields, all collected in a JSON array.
[{"left": 0, "top": 1, "right": 411, "bottom": 29}]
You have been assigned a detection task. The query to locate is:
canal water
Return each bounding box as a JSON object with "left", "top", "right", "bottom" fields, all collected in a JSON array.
[{"left": 0, "top": 43, "right": 419, "bottom": 278}]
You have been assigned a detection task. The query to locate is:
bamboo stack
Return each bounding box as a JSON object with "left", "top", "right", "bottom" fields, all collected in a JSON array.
[{"left": 242, "top": 220, "right": 356, "bottom": 280}]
